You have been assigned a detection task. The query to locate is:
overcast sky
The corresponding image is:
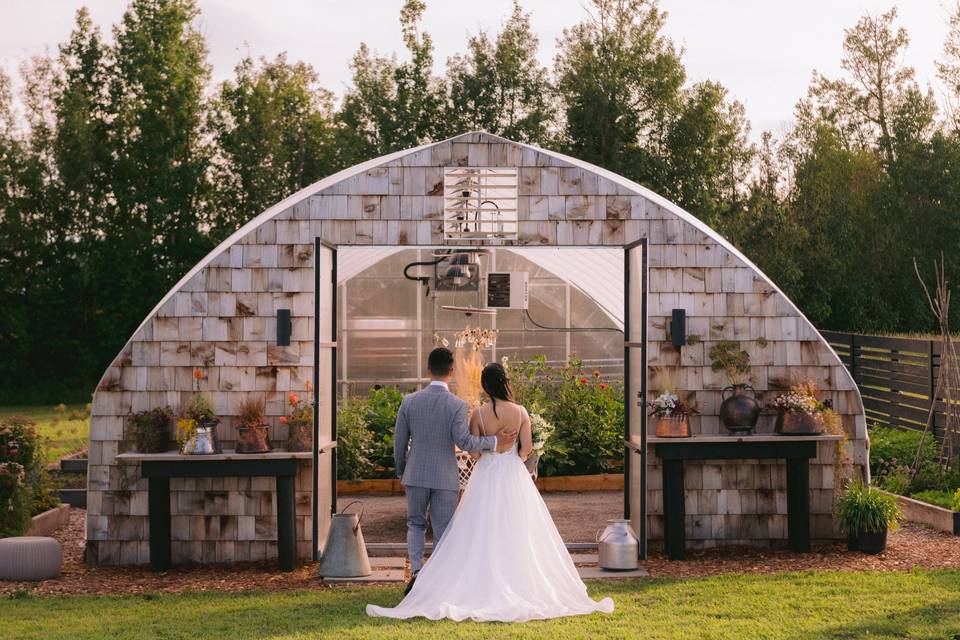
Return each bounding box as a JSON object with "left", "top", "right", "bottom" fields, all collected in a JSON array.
[{"left": 0, "top": 0, "right": 955, "bottom": 139}]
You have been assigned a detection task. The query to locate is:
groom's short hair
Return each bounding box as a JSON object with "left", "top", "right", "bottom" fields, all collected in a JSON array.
[{"left": 428, "top": 347, "right": 454, "bottom": 377}]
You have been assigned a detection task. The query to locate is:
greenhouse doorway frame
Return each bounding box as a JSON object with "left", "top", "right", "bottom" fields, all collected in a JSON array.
[{"left": 312, "top": 240, "right": 648, "bottom": 558}]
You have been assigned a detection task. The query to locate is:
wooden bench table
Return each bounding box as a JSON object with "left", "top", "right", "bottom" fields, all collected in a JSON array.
[
  {"left": 117, "top": 450, "right": 316, "bottom": 572},
  {"left": 629, "top": 435, "right": 842, "bottom": 560}
]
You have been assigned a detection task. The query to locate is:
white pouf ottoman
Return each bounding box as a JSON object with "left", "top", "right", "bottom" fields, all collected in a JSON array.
[{"left": 0, "top": 536, "right": 63, "bottom": 581}]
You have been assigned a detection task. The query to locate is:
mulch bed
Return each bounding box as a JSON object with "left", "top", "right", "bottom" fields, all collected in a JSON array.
[{"left": 3, "top": 507, "right": 960, "bottom": 597}]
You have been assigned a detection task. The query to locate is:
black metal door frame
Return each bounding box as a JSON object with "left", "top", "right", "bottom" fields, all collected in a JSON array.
[
  {"left": 312, "top": 239, "right": 337, "bottom": 560},
  {"left": 623, "top": 238, "right": 648, "bottom": 559}
]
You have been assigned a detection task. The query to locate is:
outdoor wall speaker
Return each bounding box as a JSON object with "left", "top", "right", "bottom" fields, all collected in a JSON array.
[
  {"left": 276, "top": 308, "right": 292, "bottom": 346},
  {"left": 670, "top": 308, "right": 686, "bottom": 348}
]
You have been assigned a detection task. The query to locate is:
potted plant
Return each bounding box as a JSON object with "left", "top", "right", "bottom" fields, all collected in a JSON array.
[
  {"left": 235, "top": 396, "right": 273, "bottom": 454},
  {"left": 282, "top": 383, "right": 313, "bottom": 452},
  {"left": 649, "top": 367, "right": 696, "bottom": 438},
  {"left": 177, "top": 368, "right": 220, "bottom": 455},
  {"left": 129, "top": 406, "right": 173, "bottom": 453},
  {"left": 710, "top": 341, "right": 760, "bottom": 434},
  {"left": 835, "top": 481, "right": 902, "bottom": 554},
  {"left": 773, "top": 379, "right": 830, "bottom": 435}
]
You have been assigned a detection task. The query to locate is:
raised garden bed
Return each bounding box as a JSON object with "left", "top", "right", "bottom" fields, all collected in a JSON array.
[
  {"left": 338, "top": 473, "right": 624, "bottom": 495},
  {"left": 882, "top": 490, "right": 960, "bottom": 536},
  {"left": 26, "top": 503, "right": 71, "bottom": 537}
]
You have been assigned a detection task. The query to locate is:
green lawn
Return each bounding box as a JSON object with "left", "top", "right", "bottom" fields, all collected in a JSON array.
[
  {"left": 4, "top": 571, "right": 960, "bottom": 639},
  {"left": 0, "top": 404, "right": 89, "bottom": 462}
]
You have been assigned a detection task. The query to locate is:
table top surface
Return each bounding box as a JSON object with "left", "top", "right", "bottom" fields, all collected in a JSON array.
[
  {"left": 639, "top": 434, "right": 844, "bottom": 445},
  {"left": 117, "top": 448, "right": 324, "bottom": 462}
]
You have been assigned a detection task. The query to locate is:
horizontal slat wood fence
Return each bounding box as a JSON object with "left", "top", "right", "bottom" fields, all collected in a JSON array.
[{"left": 822, "top": 331, "right": 959, "bottom": 438}]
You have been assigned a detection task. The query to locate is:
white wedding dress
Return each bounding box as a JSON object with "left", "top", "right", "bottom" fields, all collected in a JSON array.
[{"left": 366, "top": 413, "right": 614, "bottom": 623}]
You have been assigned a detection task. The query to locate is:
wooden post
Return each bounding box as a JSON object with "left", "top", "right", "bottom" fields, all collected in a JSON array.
[
  {"left": 785, "top": 457, "right": 810, "bottom": 553},
  {"left": 148, "top": 476, "right": 171, "bottom": 571},
  {"left": 663, "top": 459, "right": 686, "bottom": 560},
  {"left": 276, "top": 474, "right": 296, "bottom": 571}
]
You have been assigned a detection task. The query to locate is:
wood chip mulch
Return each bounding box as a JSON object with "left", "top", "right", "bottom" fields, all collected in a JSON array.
[{"left": 3, "top": 508, "right": 960, "bottom": 597}]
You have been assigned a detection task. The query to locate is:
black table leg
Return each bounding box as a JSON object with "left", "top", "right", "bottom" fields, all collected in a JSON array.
[
  {"left": 786, "top": 457, "right": 810, "bottom": 553},
  {"left": 276, "top": 474, "right": 296, "bottom": 571},
  {"left": 148, "top": 476, "right": 171, "bottom": 571},
  {"left": 663, "top": 459, "right": 686, "bottom": 560}
]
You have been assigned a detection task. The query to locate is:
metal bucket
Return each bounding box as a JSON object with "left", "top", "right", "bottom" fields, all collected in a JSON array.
[
  {"left": 597, "top": 519, "right": 639, "bottom": 571},
  {"left": 318, "top": 501, "right": 372, "bottom": 578}
]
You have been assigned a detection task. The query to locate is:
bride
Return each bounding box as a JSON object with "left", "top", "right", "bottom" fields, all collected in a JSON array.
[{"left": 366, "top": 362, "right": 614, "bottom": 622}]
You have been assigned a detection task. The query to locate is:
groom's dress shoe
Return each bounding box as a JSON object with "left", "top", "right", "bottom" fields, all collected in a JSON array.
[{"left": 404, "top": 571, "right": 419, "bottom": 596}]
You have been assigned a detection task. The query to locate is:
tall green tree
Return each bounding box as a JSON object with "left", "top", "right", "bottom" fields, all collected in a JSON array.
[
  {"left": 446, "top": 1, "right": 555, "bottom": 144},
  {"left": 210, "top": 54, "right": 339, "bottom": 236},
  {"left": 337, "top": 0, "right": 447, "bottom": 161}
]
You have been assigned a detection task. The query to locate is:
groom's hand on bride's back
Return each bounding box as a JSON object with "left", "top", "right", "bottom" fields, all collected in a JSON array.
[{"left": 495, "top": 429, "right": 519, "bottom": 448}]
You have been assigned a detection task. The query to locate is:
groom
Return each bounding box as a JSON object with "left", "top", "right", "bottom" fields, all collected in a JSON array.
[{"left": 393, "top": 347, "right": 517, "bottom": 594}]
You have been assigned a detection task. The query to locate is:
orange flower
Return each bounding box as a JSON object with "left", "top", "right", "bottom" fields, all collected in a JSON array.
[
  {"left": 193, "top": 368, "right": 203, "bottom": 380},
  {"left": 279, "top": 416, "right": 288, "bottom": 425},
  {"left": 289, "top": 392, "right": 299, "bottom": 406},
  {"left": 593, "top": 370, "right": 601, "bottom": 379}
]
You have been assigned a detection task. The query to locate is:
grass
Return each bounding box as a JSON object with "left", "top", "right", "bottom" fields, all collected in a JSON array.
[
  {"left": 0, "top": 404, "right": 89, "bottom": 462},
  {"left": 3, "top": 571, "right": 960, "bottom": 639}
]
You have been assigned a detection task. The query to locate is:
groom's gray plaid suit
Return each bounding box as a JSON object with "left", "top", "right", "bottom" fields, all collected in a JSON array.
[{"left": 394, "top": 382, "right": 496, "bottom": 572}]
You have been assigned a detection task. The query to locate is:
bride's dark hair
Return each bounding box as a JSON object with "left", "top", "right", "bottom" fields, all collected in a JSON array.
[{"left": 481, "top": 362, "right": 513, "bottom": 418}]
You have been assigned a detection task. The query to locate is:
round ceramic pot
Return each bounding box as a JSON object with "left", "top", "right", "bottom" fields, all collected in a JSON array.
[
  {"left": 775, "top": 410, "right": 824, "bottom": 435},
  {"left": 857, "top": 528, "right": 888, "bottom": 555},
  {"left": 719, "top": 384, "right": 761, "bottom": 434},
  {"left": 655, "top": 415, "right": 690, "bottom": 438},
  {"left": 236, "top": 425, "right": 273, "bottom": 454}
]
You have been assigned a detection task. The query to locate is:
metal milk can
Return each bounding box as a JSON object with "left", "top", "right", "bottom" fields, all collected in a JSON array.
[
  {"left": 597, "top": 519, "right": 639, "bottom": 571},
  {"left": 318, "top": 501, "right": 372, "bottom": 578}
]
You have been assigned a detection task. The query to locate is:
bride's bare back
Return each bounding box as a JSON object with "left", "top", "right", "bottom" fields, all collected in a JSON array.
[{"left": 470, "top": 400, "right": 533, "bottom": 458}]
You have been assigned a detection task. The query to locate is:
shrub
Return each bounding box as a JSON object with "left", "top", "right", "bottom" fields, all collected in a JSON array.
[
  {"left": 0, "top": 417, "right": 40, "bottom": 537},
  {"left": 868, "top": 425, "right": 939, "bottom": 481},
  {"left": 336, "top": 396, "right": 376, "bottom": 480},
  {"left": 364, "top": 386, "right": 403, "bottom": 477},
  {"left": 835, "top": 481, "right": 902, "bottom": 535},
  {"left": 130, "top": 407, "right": 173, "bottom": 453},
  {"left": 910, "top": 489, "right": 954, "bottom": 509}
]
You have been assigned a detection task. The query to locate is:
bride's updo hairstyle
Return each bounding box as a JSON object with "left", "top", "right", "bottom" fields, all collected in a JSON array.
[{"left": 481, "top": 363, "right": 513, "bottom": 418}]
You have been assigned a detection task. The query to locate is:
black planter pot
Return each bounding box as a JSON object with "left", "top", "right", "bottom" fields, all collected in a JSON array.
[
  {"left": 856, "top": 527, "right": 888, "bottom": 555},
  {"left": 846, "top": 534, "right": 859, "bottom": 552}
]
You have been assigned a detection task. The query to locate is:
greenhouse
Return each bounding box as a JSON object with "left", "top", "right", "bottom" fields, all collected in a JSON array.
[{"left": 85, "top": 131, "right": 867, "bottom": 568}]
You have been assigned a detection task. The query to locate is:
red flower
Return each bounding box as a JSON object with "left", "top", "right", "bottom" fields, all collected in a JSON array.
[
  {"left": 579, "top": 378, "right": 589, "bottom": 385},
  {"left": 279, "top": 416, "right": 288, "bottom": 425},
  {"left": 193, "top": 368, "right": 203, "bottom": 380},
  {"left": 599, "top": 383, "right": 608, "bottom": 390},
  {"left": 289, "top": 392, "right": 299, "bottom": 406}
]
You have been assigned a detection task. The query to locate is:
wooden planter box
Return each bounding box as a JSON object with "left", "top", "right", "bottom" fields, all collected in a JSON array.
[
  {"left": 337, "top": 473, "right": 624, "bottom": 495},
  {"left": 26, "top": 503, "right": 71, "bottom": 537},
  {"left": 882, "top": 490, "right": 960, "bottom": 536}
]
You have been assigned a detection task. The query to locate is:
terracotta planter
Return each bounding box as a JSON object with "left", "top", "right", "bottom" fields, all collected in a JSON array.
[
  {"left": 654, "top": 415, "right": 690, "bottom": 438},
  {"left": 286, "top": 421, "right": 312, "bottom": 452},
  {"left": 236, "top": 425, "right": 273, "bottom": 454},
  {"left": 775, "top": 410, "right": 824, "bottom": 435},
  {"left": 719, "top": 384, "right": 761, "bottom": 434}
]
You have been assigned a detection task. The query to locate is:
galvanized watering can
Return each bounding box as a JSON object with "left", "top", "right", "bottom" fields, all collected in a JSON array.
[
  {"left": 597, "top": 519, "right": 639, "bottom": 571},
  {"left": 318, "top": 501, "right": 372, "bottom": 578}
]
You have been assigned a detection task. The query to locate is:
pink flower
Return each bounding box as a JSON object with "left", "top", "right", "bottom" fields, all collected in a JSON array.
[
  {"left": 279, "top": 416, "right": 288, "bottom": 425},
  {"left": 289, "top": 392, "right": 299, "bottom": 406}
]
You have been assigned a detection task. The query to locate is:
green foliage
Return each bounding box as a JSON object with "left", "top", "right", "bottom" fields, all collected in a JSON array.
[
  {"left": 868, "top": 425, "right": 939, "bottom": 481},
  {"left": 708, "top": 340, "right": 752, "bottom": 384},
  {"left": 130, "top": 407, "right": 173, "bottom": 453},
  {"left": 509, "top": 356, "right": 624, "bottom": 476},
  {"left": 909, "top": 489, "right": 954, "bottom": 510},
  {"left": 0, "top": 417, "right": 41, "bottom": 536},
  {"left": 335, "top": 397, "right": 377, "bottom": 481},
  {"left": 835, "top": 481, "right": 902, "bottom": 535}
]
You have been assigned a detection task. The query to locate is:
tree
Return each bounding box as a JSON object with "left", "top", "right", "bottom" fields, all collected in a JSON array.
[
  {"left": 446, "top": 1, "right": 555, "bottom": 144},
  {"left": 337, "top": 0, "right": 447, "bottom": 161},
  {"left": 210, "top": 54, "right": 339, "bottom": 236}
]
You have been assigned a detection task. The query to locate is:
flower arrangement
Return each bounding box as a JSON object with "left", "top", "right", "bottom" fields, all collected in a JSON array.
[
  {"left": 130, "top": 406, "right": 174, "bottom": 453},
  {"left": 773, "top": 380, "right": 828, "bottom": 414},
  {"left": 454, "top": 327, "right": 498, "bottom": 351},
  {"left": 235, "top": 395, "right": 272, "bottom": 453},
  {"left": 177, "top": 368, "right": 220, "bottom": 454},
  {"left": 709, "top": 340, "right": 752, "bottom": 385},
  {"left": 282, "top": 381, "right": 314, "bottom": 452},
  {"left": 529, "top": 413, "right": 554, "bottom": 456},
  {"left": 648, "top": 367, "right": 697, "bottom": 419}
]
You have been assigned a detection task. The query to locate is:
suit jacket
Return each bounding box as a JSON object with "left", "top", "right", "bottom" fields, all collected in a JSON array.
[{"left": 394, "top": 384, "right": 496, "bottom": 491}]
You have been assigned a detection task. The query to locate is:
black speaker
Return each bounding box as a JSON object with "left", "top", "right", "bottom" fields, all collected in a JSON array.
[
  {"left": 670, "top": 308, "right": 686, "bottom": 348},
  {"left": 276, "top": 309, "right": 292, "bottom": 346}
]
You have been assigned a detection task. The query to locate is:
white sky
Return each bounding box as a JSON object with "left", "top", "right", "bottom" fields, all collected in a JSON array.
[{"left": 0, "top": 0, "right": 955, "bottom": 140}]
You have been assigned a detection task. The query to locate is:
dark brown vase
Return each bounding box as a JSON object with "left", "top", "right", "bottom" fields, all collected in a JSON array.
[
  {"left": 655, "top": 415, "right": 690, "bottom": 438},
  {"left": 719, "top": 384, "right": 761, "bottom": 434},
  {"left": 775, "top": 411, "right": 824, "bottom": 435},
  {"left": 236, "top": 425, "right": 273, "bottom": 453}
]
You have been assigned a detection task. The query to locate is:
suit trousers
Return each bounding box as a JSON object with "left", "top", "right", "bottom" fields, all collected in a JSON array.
[{"left": 405, "top": 485, "right": 458, "bottom": 573}]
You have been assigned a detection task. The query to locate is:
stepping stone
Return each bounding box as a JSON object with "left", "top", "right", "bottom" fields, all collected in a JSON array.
[
  {"left": 323, "top": 568, "right": 406, "bottom": 584},
  {"left": 570, "top": 553, "right": 599, "bottom": 564},
  {"left": 371, "top": 556, "right": 405, "bottom": 569},
  {"left": 577, "top": 565, "right": 648, "bottom": 580}
]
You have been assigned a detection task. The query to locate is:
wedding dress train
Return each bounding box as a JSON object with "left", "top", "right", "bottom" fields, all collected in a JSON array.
[{"left": 366, "top": 447, "right": 614, "bottom": 622}]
